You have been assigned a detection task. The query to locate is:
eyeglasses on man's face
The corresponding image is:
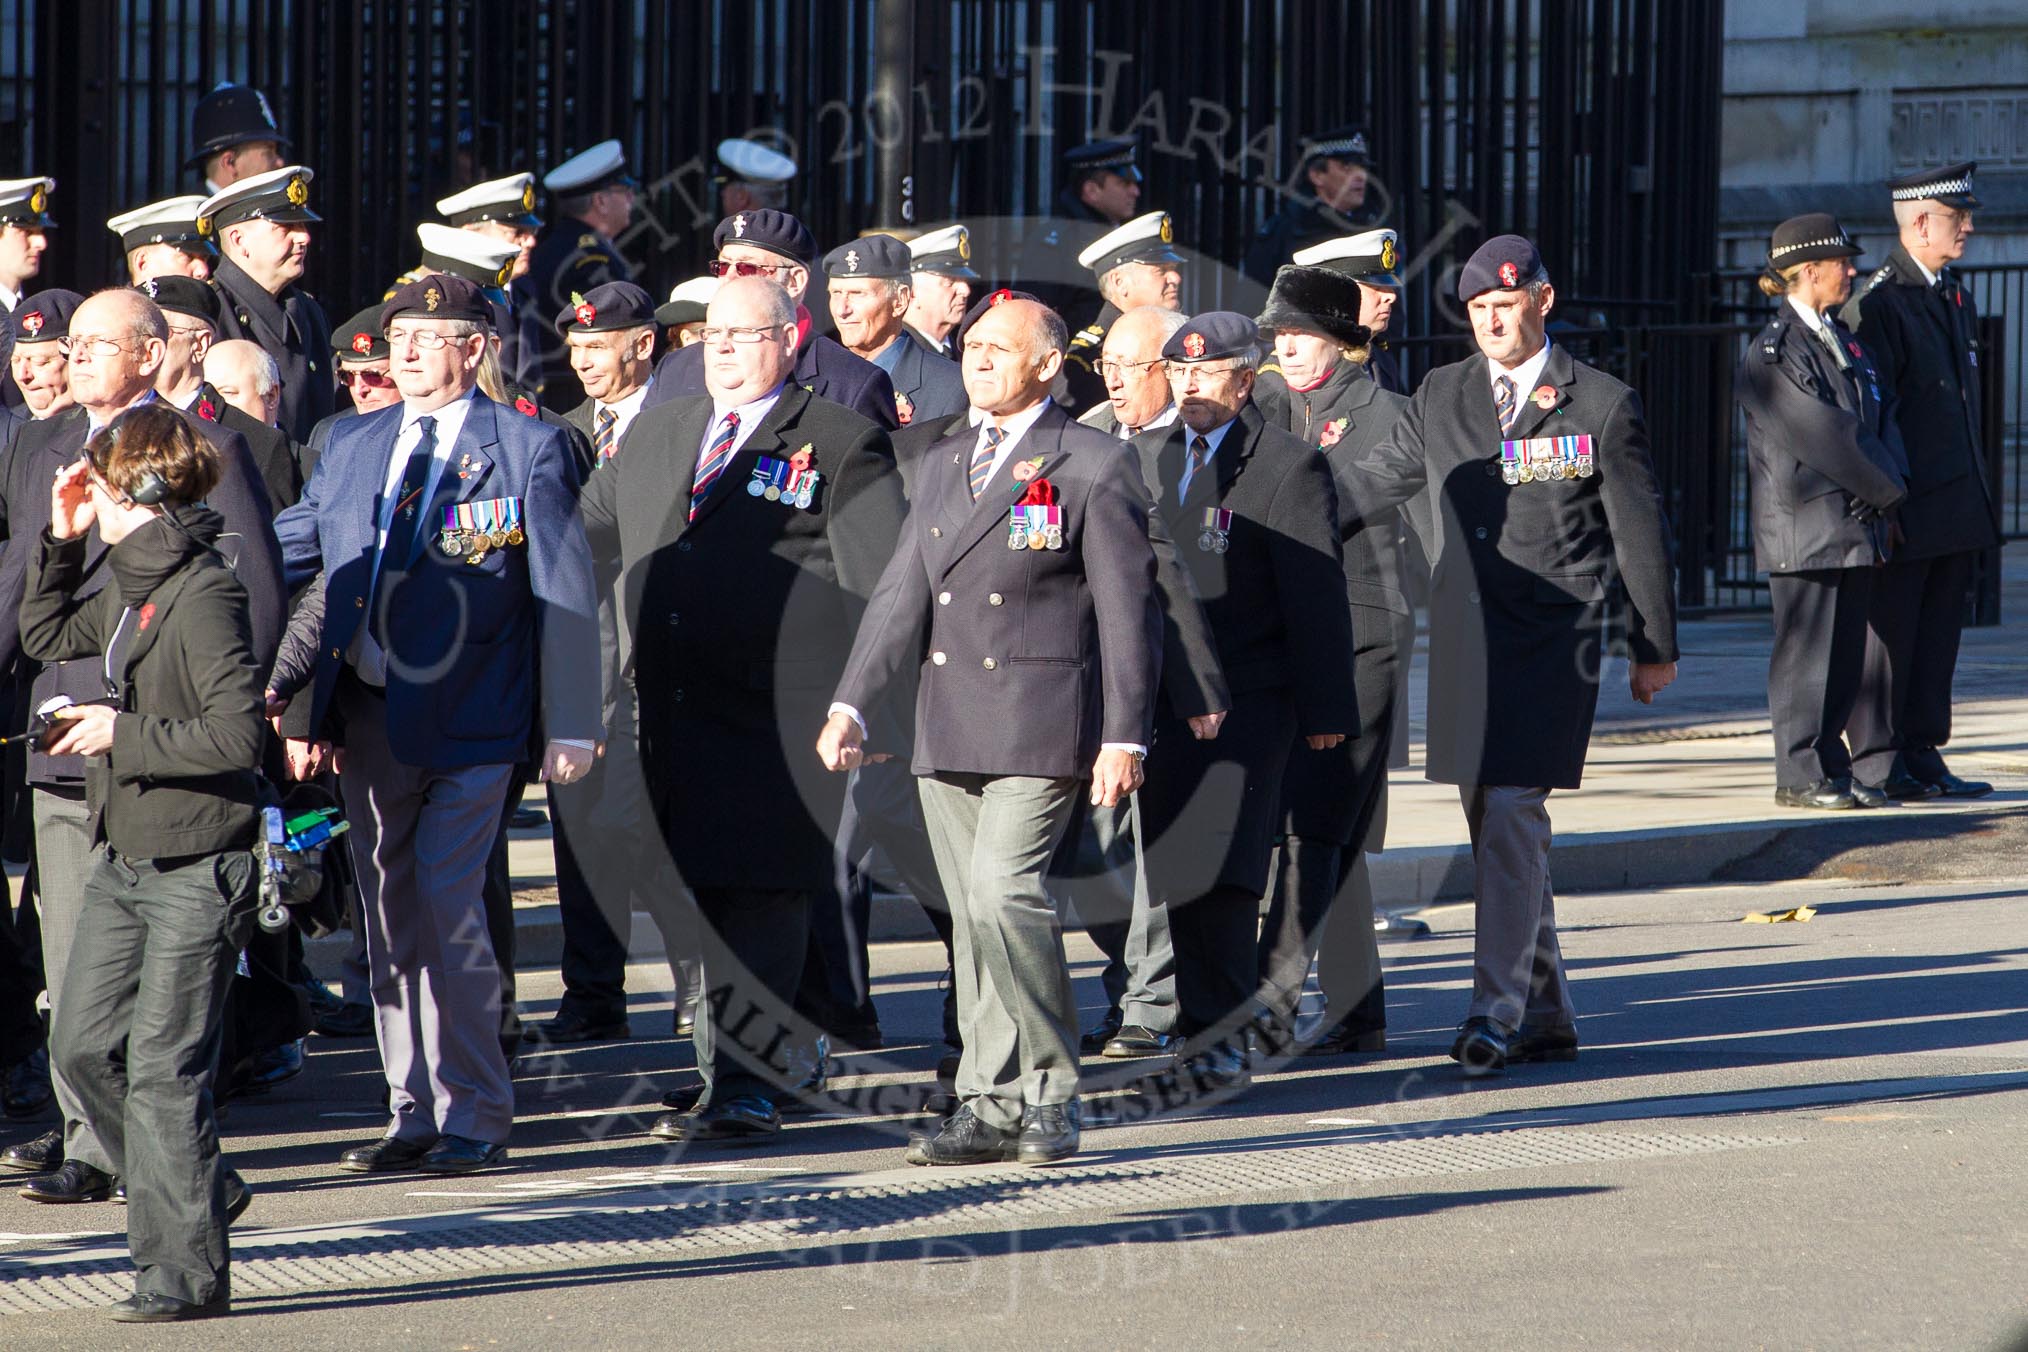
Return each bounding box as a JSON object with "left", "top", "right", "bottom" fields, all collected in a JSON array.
[{"left": 696, "top": 325, "right": 783, "bottom": 346}]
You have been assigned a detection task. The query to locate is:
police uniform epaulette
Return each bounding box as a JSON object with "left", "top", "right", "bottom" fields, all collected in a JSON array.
[
  {"left": 1068, "top": 324, "right": 1104, "bottom": 349},
  {"left": 1259, "top": 360, "right": 1284, "bottom": 376},
  {"left": 1758, "top": 317, "right": 1788, "bottom": 363}
]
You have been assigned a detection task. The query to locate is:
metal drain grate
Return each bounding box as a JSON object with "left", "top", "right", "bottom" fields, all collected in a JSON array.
[{"left": 0, "top": 1127, "right": 1789, "bottom": 1313}]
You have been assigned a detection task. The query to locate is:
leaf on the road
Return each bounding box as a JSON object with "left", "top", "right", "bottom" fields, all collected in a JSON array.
[{"left": 1742, "top": 905, "right": 1817, "bottom": 923}]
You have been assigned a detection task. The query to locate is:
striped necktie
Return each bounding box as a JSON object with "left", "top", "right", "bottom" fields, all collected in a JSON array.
[
  {"left": 689, "top": 410, "right": 739, "bottom": 521},
  {"left": 1493, "top": 375, "right": 1518, "bottom": 434},
  {"left": 594, "top": 407, "right": 618, "bottom": 461},
  {"left": 1179, "top": 433, "right": 1211, "bottom": 502},
  {"left": 969, "top": 425, "right": 1005, "bottom": 500}
]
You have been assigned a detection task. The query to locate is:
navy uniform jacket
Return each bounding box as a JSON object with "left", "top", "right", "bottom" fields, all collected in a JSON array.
[
  {"left": 186, "top": 381, "right": 307, "bottom": 514},
  {"left": 834, "top": 401, "right": 1162, "bottom": 778},
  {"left": 582, "top": 386, "right": 904, "bottom": 891},
  {"left": 1013, "top": 195, "right": 1111, "bottom": 334},
  {"left": 640, "top": 324, "right": 900, "bottom": 431},
  {"left": 882, "top": 328, "right": 967, "bottom": 429},
  {"left": 1344, "top": 342, "right": 1679, "bottom": 790},
  {"left": 0, "top": 403, "right": 285, "bottom": 786},
  {"left": 1240, "top": 197, "right": 1381, "bottom": 286},
  {"left": 1737, "top": 307, "right": 1908, "bottom": 573},
  {"left": 1838, "top": 247, "right": 1999, "bottom": 559},
  {"left": 520, "top": 217, "right": 633, "bottom": 410},
  {"left": 209, "top": 257, "right": 335, "bottom": 443},
  {"left": 272, "top": 392, "right": 602, "bottom": 766}
]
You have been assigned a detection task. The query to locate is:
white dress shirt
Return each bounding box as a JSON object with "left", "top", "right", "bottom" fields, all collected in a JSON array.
[
  {"left": 352, "top": 391, "right": 477, "bottom": 684},
  {"left": 1786, "top": 294, "right": 1851, "bottom": 368},
  {"left": 0, "top": 284, "right": 21, "bottom": 313},
  {"left": 595, "top": 375, "right": 654, "bottom": 447},
  {"left": 697, "top": 384, "right": 785, "bottom": 469},
  {"left": 1487, "top": 336, "right": 1554, "bottom": 411}
]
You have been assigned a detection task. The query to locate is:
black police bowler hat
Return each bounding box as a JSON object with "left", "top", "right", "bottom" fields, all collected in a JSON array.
[
  {"left": 1767, "top": 213, "right": 1861, "bottom": 268},
  {"left": 185, "top": 84, "right": 290, "bottom": 168}
]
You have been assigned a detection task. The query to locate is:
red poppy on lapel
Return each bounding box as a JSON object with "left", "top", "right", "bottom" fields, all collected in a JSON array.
[
  {"left": 1531, "top": 383, "right": 1558, "bottom": 410},
  {"left": 894, "top": 390, "right": 914, "bottom": 425},
  {"left": 196, "top": 399, "right": 218, "bottom": 422},
  {"left": 137, "top": 602, "right": 157, "bottom": 632},
  {"left": 513, "top": 395, "right": 538, "bottom": 417},
  {"left": 1318, "top": 416, "right": 1349, "bottom": 447}
]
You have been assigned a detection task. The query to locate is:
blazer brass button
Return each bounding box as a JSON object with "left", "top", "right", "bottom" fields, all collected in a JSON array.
[
  {"left": 931, "top": 651, "right": 947, "bottom": 666},
  {"left": 355, "top": 596, "right": 365, "bottom": 607},
  {"left": 1475, "top": 526, "right": 1488, "bottom": 540},
  {"left": 938, "top": 592, "right": 951, "bottom": 605},
  {"left": 982, "top": 657, "right": 997, "bottom": 670},
  {"left": 988, "top": 593, "right": 1004, "bottom": 606},
  {"left": 929, "top": 526, "right": 943, "bottom": 538}
]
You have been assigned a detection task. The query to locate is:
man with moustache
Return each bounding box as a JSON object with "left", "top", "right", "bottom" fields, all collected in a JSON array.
[
  {"left": 821, "top": 294, "right": 1162, "bottom": 1167},
  {"left": 579, "top": 277, "right": 904, "bottom": 1143},
  {"left": 199, "top": 166, "right": 334, "bottom": 441}
]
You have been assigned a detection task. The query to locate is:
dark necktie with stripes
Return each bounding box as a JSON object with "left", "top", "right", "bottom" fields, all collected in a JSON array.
[
  {"left": 969, "top": 425, "right": 1005, "bottom": 500},
  {"left": 1493, "top": 375, "right": 1519, "bottom": 434},
  {"left": 594, "top": 407, "right": 618, "bottom": 461},
  {"left": 1180, "top": 433, "right": 1211, "bottom": 502},
  {"left": 689, "top": 410, "right": 739, "bottom": 521}
]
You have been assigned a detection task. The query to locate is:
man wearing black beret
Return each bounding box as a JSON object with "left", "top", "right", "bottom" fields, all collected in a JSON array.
[
  {"left": 1340, "top": 234, "right": 1680, "bottom": 1077},
  {"left": 1840, "top": 162, "right": 1998, "bottom": 800},
  {"left": 1131, "top": 310, "right": 1356, "bottom": 1094},
  {"left": 640, "top": 209, "right": 899, "bottom": 430},
  {"left": 823, "top": 234, "right": 965, "bottom": 428}
]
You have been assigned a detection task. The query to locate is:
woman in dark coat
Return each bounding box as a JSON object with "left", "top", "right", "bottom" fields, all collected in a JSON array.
[
  {"left": 21, "top": 406, "right": 263, "bottom": 1322},
  {"left": 1250, "top": 264, "right": 1414, "bottom": 1054},
  {"left": 1736, "top": 213, "right": 1909, "bottom": 811}
]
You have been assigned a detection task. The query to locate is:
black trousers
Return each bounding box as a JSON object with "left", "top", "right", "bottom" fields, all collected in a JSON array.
[
  {"left": 1167, "top": 883, "right": 1262, "bottom": 1040},
  {"left": 0, "top": 873, "right": 44, "bottom": 1066},
  {"left": 55, "top": 850, "right": 255, "bottom": 1306},
  {"left": 1767, "top": 567, "right": 1874, "bottom": 788},
  {"left": 689, "top": 888, "right": 812, "bottom": 1107},
  {"left": 1851, "top": 550, "right": 1974, "bottom": 784},
  {"left": 480, "top": 766, "right": 534, "bottom": 1060}
]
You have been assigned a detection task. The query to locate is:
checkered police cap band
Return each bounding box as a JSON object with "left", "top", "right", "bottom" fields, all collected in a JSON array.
[{"left": 1892, "top": 175, "right": 1972, "bottom": 202}]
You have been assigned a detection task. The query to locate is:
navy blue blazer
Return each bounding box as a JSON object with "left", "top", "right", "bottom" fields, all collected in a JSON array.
[
  {"left": 885, "top": 329, "right": 968, "bottom": 429},
  {"left": 273, "top": 391, "right": 602, "bottom": 768},
  {"left": 640, "top": 324, "right": 901, "bottom": 430}
]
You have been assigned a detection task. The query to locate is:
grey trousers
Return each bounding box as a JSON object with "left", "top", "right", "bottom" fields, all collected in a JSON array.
[
  {"left": 1063, "top": 795, "right": 1176, "bottom": 1031},
  {"left": 339, "top": 686, "right": 516, "bottom": 1145},
  {"left": 1461, "top": 785, "right": 1574, "bottom": 1031},
  {"left": 919, "top": 772, "right": 1083, "bottom": 1132},
  {"left": 32, "top": 786, "right": 113, "bottom": 1173},
  {"left": 55, "top": 850, "right": 255, "bottom": 1305}
]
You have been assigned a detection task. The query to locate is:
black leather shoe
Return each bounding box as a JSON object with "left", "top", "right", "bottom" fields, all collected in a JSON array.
[
  {"left": 337, "top": 1136, "right": 434, "bottom": 1173},
  {"left": 1375, "top": 910, "right": 1433, "bottom": 937},
  {"left": 3, "top": 1047, "right": 53, "bottom": 1119},
  {"left": 828, "top": 1020, "right": 883, "bottom": 1052},
  {"left": 224, "top": 1170, "right": 251, "bottom": 1224},
  {"left": 301, "top": 974, "right": 346, "bottom": 1020},
  {"left": 1449, "top": 1017, "right": 1512, "bottom": 1077},
  {"left": 312, "top": 1001, "right": 375, "bottom": 1039},
  {"left": 1078, "top": 1009, "right": 1123, "bottom": 1053},
  {"left": 1929, "top": 772, "right": 1993, "bottom": 798},
  {"left": 0, "top": 1128, "right": 63, "bottom": 1173},
  {"left": 522, "top": 1009, "right": 630, "bottom": 1045},
  {"left": 1877, "top": 772, "right": 1943, "bottom": 800},
  {"left": 1175, "top": 1040, "right": 1251, "bottom": 1095},
  {"left": 1016, "top": 1103, "right": 1080, "bottom": 1165},
  {"left": 1774, "top": 780, "right": 1859, "bottom": 810},
  {"left": 107, "top": 1292, "right": 231, "bottom": 1323},
  {"left": 652, "top": 1094, "right": 780, "bottom": 1142},
  {"left": 905, "top": 1104, "right": 1017, "bottom": 1166},
  {"left": 1508, "top": 1023, "right": 1579, "bottom": 1064},
  {"left": 1301, "top": 1019, "right": 1387, "bottom": 1056},
  {"left": 659, "top": 1083, "right": 704, "bottom": 1113},
  {"left": 419, "top": 1134, "right": 508, "bottom": 1174},
  {"left": 1846, "top": 778, "right": 1889, "bottom": 809},
  {"left": 20, "top": 1159, "right": 114, "bottom": 1203},
  {"left": 1101, "top": 1025, "right": 1179, "bottom": 1059}
]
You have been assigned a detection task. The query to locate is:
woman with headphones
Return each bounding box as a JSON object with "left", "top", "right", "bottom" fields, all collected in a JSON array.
[{"left": 18, "top": 404, "right": 263, "bottom": 1323}]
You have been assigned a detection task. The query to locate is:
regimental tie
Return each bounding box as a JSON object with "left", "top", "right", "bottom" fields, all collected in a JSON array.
[
  {"left": 1493, "top": 375, "right": 1519, "bottom": 434},
  {"left": 593, "top": 407, "right": 618, "bottom": 461},
  {"left": 689, "top": 410, "right": 739, "bottom": 521},
  {"left": 969, "top": 425, "right": 1005, "bottom": 500},
  {"left": 382, "top": 415, "right": 438, "bottom": 569},
  {"left": 1179, "top": 433, "right": 1211, "bottom": 502}
]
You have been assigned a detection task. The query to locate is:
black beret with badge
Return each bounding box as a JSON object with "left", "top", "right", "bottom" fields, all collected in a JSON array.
[
  {"left": 9, "top": 289, "right": 85, "bottom": 344},
  {"left": 186, "top": 82, "right": 290, "bottom": 168},
  {"left": 197, "top": 164, "right": 320, "bottom": 234},
  {"left": 1456, "top": 233, "right": 1547, "bottom": 302},
  {"left": 332, "top": 305, "right": 390, "bottom": 363},
  {"left": 712, "top": 208, "right": 816, "bottom": 264},
  {"left": 1887, "top": 160, "right": 1978, "bottom": 211},
  {"left": 137, "top": 275, "right": 221, "bottom": 328},
  {"left": 379, "top": 272, "right": 491, "bottom": 329},
  {"left": 953, "top": 287, "right": 1044, "bottom": 350},
  {"left": 1162, "top": 311, "right": 1260, "bottom": 363},
  {"left": 0, "top": 177, "right": 57, "bottom": 229},
  {"left": 555, "top": 280, "right": 658, "bottom": 335},
  {"left": 1767, "top": 212, "right": 1861, "bottom": 269},
  {"left": 1256, "top": 265, "right": 1372, "bottom": 350},
  {"left": 823, "top": 233, "right": 913, "bottom": 281}
]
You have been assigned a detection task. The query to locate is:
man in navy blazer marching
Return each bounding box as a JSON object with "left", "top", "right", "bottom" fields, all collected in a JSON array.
[{"left": 273, "top": 273, "right": 601, "bottom": 1175}]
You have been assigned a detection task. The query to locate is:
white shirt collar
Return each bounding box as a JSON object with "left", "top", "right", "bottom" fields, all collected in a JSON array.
[
  {"left": 0, "top": 284, "right": 21, "bottom": 312},
  {"left": 1785, "top": 295, "right": 1832, "bottom": 336},
  {"left": 710, "top": 382, "right": 785, "bottom": 428},
  {"left": 1907, "top": 254, "right": 1938, "bottom": 287},
  {"left": 969, "top": 397, "right": 1055, "bottom": 486},
  {"left": 1488, "top": 335, "right": 1553, "bottom": 399},
  {"left": 398, "top": 387, "right": 477, "bottom": 449},
  {"left": 1121, "top": 402, "right": 1179, "bottom": 439},
  {"left": 596, "top": 376, "right": 653, "bottom": 434}
]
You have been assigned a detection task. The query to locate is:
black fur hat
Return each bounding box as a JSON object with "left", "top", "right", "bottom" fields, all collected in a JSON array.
[{"left": 1256, "top": 264, "right": 1371, "bottom": 350}]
